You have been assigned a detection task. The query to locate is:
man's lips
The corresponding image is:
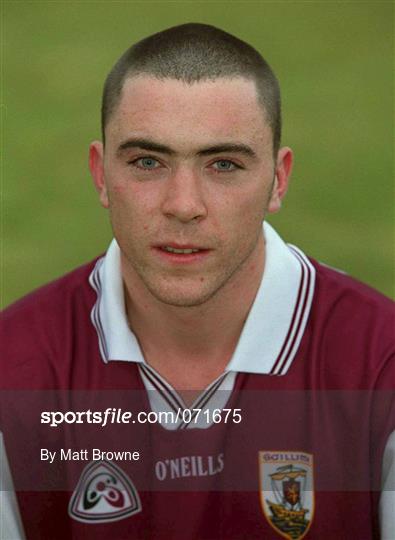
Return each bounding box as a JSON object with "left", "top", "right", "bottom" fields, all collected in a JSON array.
[{"left": 152, "top": 243, "right": 212, "bottom": 263}]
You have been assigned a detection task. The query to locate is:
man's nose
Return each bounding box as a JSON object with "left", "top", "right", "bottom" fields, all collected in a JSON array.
[{"left": 160, "top": 167, "right": 208, "bottom": 223}]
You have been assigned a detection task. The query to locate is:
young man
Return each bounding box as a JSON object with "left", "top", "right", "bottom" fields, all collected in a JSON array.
[{"left": 1, "top": 23, "right": 394, "bottom": 539}]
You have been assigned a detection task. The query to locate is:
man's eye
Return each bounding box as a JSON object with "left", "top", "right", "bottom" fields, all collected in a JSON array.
[
  {"left": 211, "top": 160, "right": 239, "bottom": 172},
  {"left": 130, "top": 157, "right": 161, "bottom": 170}
]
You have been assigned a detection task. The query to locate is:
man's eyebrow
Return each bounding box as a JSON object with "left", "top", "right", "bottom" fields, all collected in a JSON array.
[
  {"left": 197, "top": 143, "right": 257, "bottom": 159},
  {"left": 117, "top": 138, "right": 175, "bottom": 156},
  {"left": 116, "top": 139, "right": 257, "bottom": 159}
]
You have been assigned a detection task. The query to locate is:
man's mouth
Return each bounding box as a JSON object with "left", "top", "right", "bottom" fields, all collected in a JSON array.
[
  {"left": 161, "top": 246, "right": 201, "bottom": 254},
  {"left": 153, "top": 243, "right": 211, "bottom": 263}
]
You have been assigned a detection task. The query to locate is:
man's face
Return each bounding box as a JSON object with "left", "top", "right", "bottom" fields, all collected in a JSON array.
[{"left": 90, "top": 76, "right": 292, "bottom": 307}]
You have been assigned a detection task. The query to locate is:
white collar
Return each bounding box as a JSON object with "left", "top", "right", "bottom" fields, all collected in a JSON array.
[{"left": 89, "top": 222, "right": 315, "bottom": 376}]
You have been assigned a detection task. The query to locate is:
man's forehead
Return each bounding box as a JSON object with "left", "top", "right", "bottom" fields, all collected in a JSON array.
[
  {"left": 107, "top": 75, "right": 271, "bottom": 144},
  {"left": 119, "top": 74, "right": 261, "bottom": 110}
]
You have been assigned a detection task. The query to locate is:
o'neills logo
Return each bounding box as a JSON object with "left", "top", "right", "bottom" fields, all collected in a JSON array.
[
  {"left": 259, "top": 451, "right": 314, "bottom": 540},
  {"left": 69, "top": 460, "right": 141, "bottom": 524},
  {"left": 155, "top": 453, "right": 224, "bottom": 481}
]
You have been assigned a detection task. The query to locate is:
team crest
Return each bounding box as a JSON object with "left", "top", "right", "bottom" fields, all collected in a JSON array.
[
  {"left": 69, "top": 460, "right": 141, "bottom": 523},
  {"left": 259, "top": 451, "right": 314, "bottom": 540}
]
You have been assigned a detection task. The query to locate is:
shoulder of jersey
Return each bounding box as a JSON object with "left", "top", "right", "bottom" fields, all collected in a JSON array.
[
  {"left": 311, "top": 258, "right": 394, "bottom": 314},
  {"left": 308, "top": 258, "right": 394, "bottom": 387},
  {"left": 0, "top": 256, "right": 102, "bottom": 387},
  {"left": 2, "top": 256, "right": 101, "bottom": 319}
]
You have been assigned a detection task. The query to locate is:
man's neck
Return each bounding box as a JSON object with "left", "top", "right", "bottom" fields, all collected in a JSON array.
[{"left": 122, "top": 237, "right": 265, "bottom": 393}]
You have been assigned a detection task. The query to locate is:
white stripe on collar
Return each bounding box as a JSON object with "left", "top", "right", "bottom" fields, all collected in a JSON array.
[
  {"left": 89, "top": 222, "right": 315, "bottom": 375},
  {"left": 139, "top": 364, "right": 237, "bottom": 430}
]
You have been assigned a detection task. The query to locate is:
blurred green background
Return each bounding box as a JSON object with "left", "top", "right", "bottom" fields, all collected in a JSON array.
[{"left": 2, "top": 1, "right": 394, "bottom": 307}]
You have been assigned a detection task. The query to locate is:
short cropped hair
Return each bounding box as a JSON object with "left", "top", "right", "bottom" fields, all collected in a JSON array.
[{"left": 102, "top": 23, "right": 282, "bottom": 154}]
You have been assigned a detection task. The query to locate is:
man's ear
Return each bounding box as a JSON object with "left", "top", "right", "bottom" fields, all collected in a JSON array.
[
  {"left": 267, "top": 146, "right": 294, "bottom": 214},
  {"left": 89, "top": 141, "right": 109, "bottom": 209}
]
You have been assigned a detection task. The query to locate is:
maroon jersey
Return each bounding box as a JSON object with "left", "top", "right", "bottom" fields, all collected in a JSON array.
[{"left": 1, "top": 224, "right": 394, "bottom": 539}]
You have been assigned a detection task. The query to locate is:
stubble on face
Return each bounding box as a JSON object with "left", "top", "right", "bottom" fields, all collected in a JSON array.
[
  {"left": 120, "top": 217, "right": 266, "bottom": 309},
  {"left": 103, "top": 76, "right": 277, "bottom": 309}
]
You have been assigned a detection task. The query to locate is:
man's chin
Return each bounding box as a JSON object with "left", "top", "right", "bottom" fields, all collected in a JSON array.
[
  {"left": 149, "top": 291, "right": 214, "bottom": 308},
  {"left": 144, "top": 281, "right": 218, "bottom": 308}
]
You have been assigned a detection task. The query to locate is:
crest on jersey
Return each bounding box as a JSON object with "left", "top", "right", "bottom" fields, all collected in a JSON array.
[
  {"left": 259, "top": 451, "right": 314, "bottom": 540},
  {"left": 69, "top": 460, "right": 141, "bottom": 523}
]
